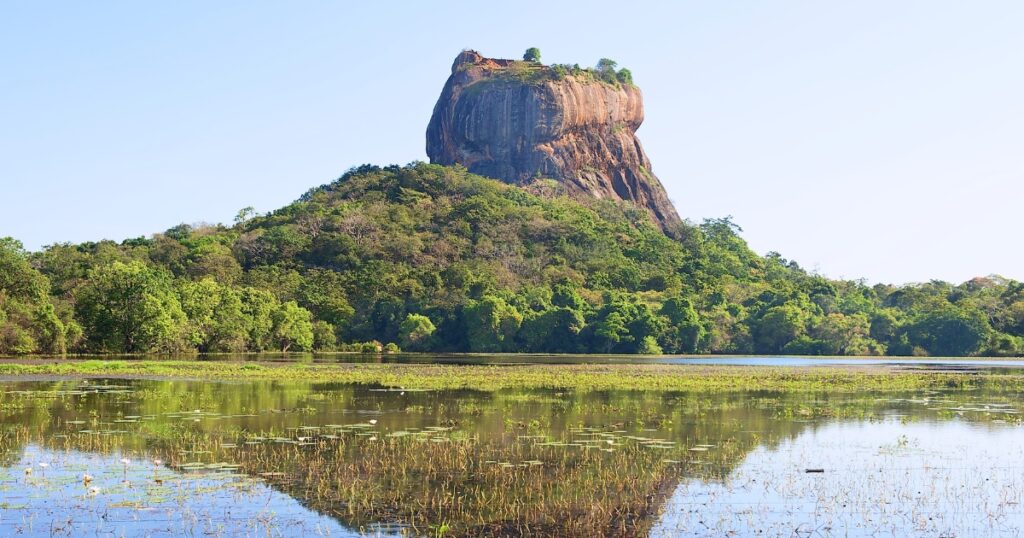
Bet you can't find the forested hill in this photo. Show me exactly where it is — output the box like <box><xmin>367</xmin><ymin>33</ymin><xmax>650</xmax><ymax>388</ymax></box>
<box><xmin>2</xmin><ymin>163</ymin><xmax>1022</xmax><ymax>356</ymax></box>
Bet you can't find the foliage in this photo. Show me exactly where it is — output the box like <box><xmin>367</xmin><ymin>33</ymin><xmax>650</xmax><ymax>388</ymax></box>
<box><xmin>270</xmin><ymin>300</ymin><xmax>315</xmax><ymax>352</ymax></box>
<box><xmin>1</xmin><ymin>164</ymin><xmax>1022</xmax><ymax>356</ymax></box>
<box><xmin>73</xmin><ymin>261</ymin><xmax>188</xmax><ymax>353</ymax></box>
<box><xmin>399</xmin><ymin>313</ymin><xmax>436</xmax><ymax>351</ymax></box>
<box><xmin>464</xmin><ymin>296</ymin><xmax>523</xmax><ymax>352</ymax></box>
<box><xmin>0</xmin><ymin>238</ymin><xmax>77</xmax><ymax>355</ymax></box>
<box><xmin>495</xmin><ymin>52</ymin><xmax>636</xmax><ymax>88</ymax></box>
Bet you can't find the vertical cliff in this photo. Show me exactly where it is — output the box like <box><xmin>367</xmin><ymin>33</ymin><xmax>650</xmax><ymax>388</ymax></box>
<box><xmin>426</xmin><ymin>50</ymin><xmax>681</xmax><ymax>231</ymax></box>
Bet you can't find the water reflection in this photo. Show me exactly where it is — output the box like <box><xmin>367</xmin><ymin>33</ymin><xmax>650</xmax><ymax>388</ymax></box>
<box><xmin>1</xmin><ymin>445</ymin><xmax>356</xmax><ymax>536</ymax></box>
<box><xmin>652</xmin><ymin>421</ymin><xmax>1024</xmax><ymax>536</ymax></box>
<box><xmin>66</xmin><ymin>352</ymin><xmax>1024</xmax><ymax>370</ymax></box>
<box><xmin>213</xmin><ymin>353</ymin><xmax>1024</xmax><ymax>375</ymax></box>
<box><xmin>0</xmin><ymin>379</ymin><xmax>1021</xmax><ymax>536</ymax></box>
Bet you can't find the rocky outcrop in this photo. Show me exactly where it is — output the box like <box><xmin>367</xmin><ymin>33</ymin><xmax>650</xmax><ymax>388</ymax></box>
<box><xmin>426</xmin><ymin>50</ymin><xmax>681</xmax><ymax>231</ymax></box>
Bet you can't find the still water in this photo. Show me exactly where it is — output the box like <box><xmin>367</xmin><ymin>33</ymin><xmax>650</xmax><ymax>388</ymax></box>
<box><xmin>220</xmin><ymin>352</ymin><xmax>1024</xmax><ymax>371</ymax></box>
<box><xmin>1</xmin><ymin>376</ymin><xmax>1022</xmax><ymax>536</ymax></box>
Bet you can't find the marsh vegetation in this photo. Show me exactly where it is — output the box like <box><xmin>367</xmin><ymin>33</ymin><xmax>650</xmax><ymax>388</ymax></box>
<box><xmin>1</xmin><ymin>363</ymin><xmax>1022</xmax><ymax>536</ymax></box>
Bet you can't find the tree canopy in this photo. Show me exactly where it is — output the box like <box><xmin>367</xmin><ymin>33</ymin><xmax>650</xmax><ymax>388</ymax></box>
<box><xmin>2</xmin><ymin>163</ymin><xmax>1021</xmax><ymax>356</ymax></box>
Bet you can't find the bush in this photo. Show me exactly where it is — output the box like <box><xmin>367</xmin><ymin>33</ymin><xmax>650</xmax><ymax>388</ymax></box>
<box><xmin>616</xmin><ymin>68</ymin><xmax>633</xmax><ymax>85</ymax></box>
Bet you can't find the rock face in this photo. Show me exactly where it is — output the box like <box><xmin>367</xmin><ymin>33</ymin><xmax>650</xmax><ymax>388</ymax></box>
<box><xmin>426</xmin><ymin>50</ymin><xmax>681</xmax><ymax>231</ymax></box>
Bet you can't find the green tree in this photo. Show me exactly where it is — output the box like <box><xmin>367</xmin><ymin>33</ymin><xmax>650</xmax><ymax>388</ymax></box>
<box><xmin>464</xmin><ymin>296</ymin><xmax>523</xmax><ymax>352</ymax></box>
<box><xmin>810</xmin><ymin>313</ymin><xmax>877</xmax><ymax>356</ymax></box>
<box><xmin>904</xmin><ymin>306</ymin><xmax>991</xmax><ymax>356</ymax></box>
<box><xmin>312</xmin><ymin>320</ymin><xmax>337</xmax><ymax>351</ymax></box>
<box><xmin>660</xmin><ymin>297</ymin><xmax>704</xmax><ymax>353</ymax></box>
<box><xmin>297</xmin><ymin>269</ymin><xmax>355</xmax><ymax>335</ymax></box>
<box><xmin>596</xmin><ymin>58</ymin><xmax>618</xmax><ymax>73</ymax></box>
<box><xmin>234</xmin><ymin>206</ymin><xmax>256</xmax><ymax>225</ymax></box>
<box><xmin>178</xmin><ymin>278</ymin><xmax>249</xmax><ymax>352</ymax></box>
<box><xmin>0</xmin><ymin>237</ymin><xmax>49</xmax><ymax>299</ymax></box>
<box><xmin>985</xmin><ymin>333</ymin><xmax>1022</xmax><ymax>357</ymax></box>
<box><xmin>592</xmin><ymin>310</ymin><xmax>631</xmax><ymax>353</ymax></box>
<box><xmin>399</xmin><ymin>313</ymin><xmax>436</xmax><ymax>351</ymax></box>
<box><xmin>0</xmin><ymin>237</ymin><xmax>70</xmax><ymax>354</ymax></box>
<box><xmin>74</xmin><ymin>261</ymin><xmax>188</xmax><ymax>353</ymax></box>
<box><xmin>523</xmin><ymin>47</ymin><xmax>541</xmax><ymax>63</ymax></box>
<box><xmin>616</xmin><ymin>68</ymin><xmax>633</xmax><ymax>85</ymax></box>
<box><xmin>240</xmin><ymin>287</ymin><xmax>278</xmax><ymax>351</ymax></box>
<box><xmin>518</xmin><ymin>307</ymin><xmax>585</xmax><ymax>353</ymax></box>
<box><xmin>753</xmin><ymin>304</ymin><xmax>809</xmax><ymax>354</ymax></box>
<box><xmin>271</xmin><ymin>300</ymin><xmax>314</xmax><ymax>352</ymax></box>
<box><xmin>637</xmin><ymin>335</ymin><xmax>663</xmax><ymax>354</ymax></box>
<box><xmin>552</xmin><ymin>283</ymin><xmax>587</xmax><ymax>312</ymax></box>
<box><xmin>186</xmin><ymin>242</ymin><xmax>242</xmax><ymax>284</ymax></box>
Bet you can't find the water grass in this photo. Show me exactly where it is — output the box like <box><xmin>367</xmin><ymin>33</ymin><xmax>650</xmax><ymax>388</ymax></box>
<box><xmin>2</xmin><ymin>359</ymin><xmax>1023</xmax><ymax>393</ymax></box>
<box><xmin>1</xmin><ymin>374</ymin><xmax>1022</xmax><ymax>536</ymax></box>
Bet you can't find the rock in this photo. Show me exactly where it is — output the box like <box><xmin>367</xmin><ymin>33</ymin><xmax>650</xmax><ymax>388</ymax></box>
<box><xmin>426</xmin><ymin>50</ymin><xmax>681</xmax><ymax>232</ymax></box>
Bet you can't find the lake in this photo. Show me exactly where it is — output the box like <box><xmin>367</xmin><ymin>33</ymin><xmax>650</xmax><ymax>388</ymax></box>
<box><xmin>171</xmin><ymin>351</ymin><xmax>1024</xmax><ymax>372</ymax></box>
<box><xmin>1</xmin><ymin>363</ymin><xmax>1022</xmax><ymax>536</ymax></box>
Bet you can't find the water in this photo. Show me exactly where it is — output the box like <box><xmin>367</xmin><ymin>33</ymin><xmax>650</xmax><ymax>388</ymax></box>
<box><xmin>652</xmin><ymin>421</ymin><xmax>1024</xmax><ymax>536</ymax></box>
<box><xmin>1</xmin><ymin>377</ymin><xmax>1022</xmax><ymax>536</ymax></box>
<box><xmin>187</xmin><ymin>352</ymin><xmax>1024</xmax><ymax>371</ymax></box>
<box><xmin>3</xmin><ymin>446</ymin><xmax>355</xmax><ymax>536</ymax></box>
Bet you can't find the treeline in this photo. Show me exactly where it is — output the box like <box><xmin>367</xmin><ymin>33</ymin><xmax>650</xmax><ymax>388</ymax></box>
<box><xmin>2</xmin><ymin>163</ymin><xmax>1022</xmax><ymax>356</ymax></box>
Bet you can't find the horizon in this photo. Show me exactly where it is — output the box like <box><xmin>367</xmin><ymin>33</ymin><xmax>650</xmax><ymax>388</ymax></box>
<box><xmin>2</xmin><ymin>2</ymin><xmax>1021</xmax><ymax>285</ymax></box>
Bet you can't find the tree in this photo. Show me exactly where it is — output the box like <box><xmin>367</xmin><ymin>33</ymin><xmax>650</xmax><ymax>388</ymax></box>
<box><xmin>523</xmin><ymin>47</ymin><xmax>541</xmax><ymax>63</ymax></box>
<box><xmin>616</xmin><ymin>68</ymin><xmax>633</xmax><ymax>85</ymax></box>
<box><xmin>178</xmin><ymin>278</ymin><xmax>248</xmax><ymax>352</ymax></box>
<box><xmin>31</xmin><ymin>302</ymin><xmax>68</xmax><ymax>355</ymax></box>
<box><xmin>904</xmin><ymin>306</ymin><xmax>991</xmax><ymax>356</ymax></box>
<box><xmin>637</xmin><ymin>335</ymin><xmax>663</xmax><ymax>355</ymax></box>
<box><xmin>186</xmin><ymin>243</ymin><xmax>242</xmax><ymax>284</ymax></box>
<box><xmin>234</xmin><ymin>206</ymin><xmax>256</xmax><ymax>225</ymax></box>
<box><xmin>518</xmin><ymin>307</ymin><xmax>585</xmax><ymax>353</ymax></box>
<box><xmin>270</xmin><ymin>300</ymin><xmax>314</xmax><ymax>352</ymax></box>
<box><xmin>0</xmin><ymin>237</ymin><xmax>70</xmax><ymax>354</ymax></box>
<box><xmin>596</xmin><ymin>58</ymin><xmax>618</xmax><ymax>73</ymax></box>
<box><xmin>312</xmin><ymin>320</ymin><xmax>337</xmax><ymax>351</ymax></box>
<box><xmin>74</xmin><ymin>261</ymin><xmax>188</xmax><ymax>353</ymax></box>
<box><xmin>464</xmin><ymin>296</ymin><xmax>522</xmax><ymax>352</ymax></box>
<box><xmin>552</xmin><ymin>283</ymin><xmax>587</xmax><ymax>312</ymax></box>
<box><xmin>585</xmin><ymin>295</ymin><xmax>666</xmax><ymax>354</ymax></box>
<box><xmin>592</xmin><ymin>310</ymin><xmax>631</xmax><ymax>353</ymax></box>
<box><xmin>297</xmin><ymin>269</ymin><xmax>355</xmax><ymax>335</ymax></box>
<box><xmin>660</xmin><ymin>297</ymin><xmax>704</xmax><ymax>353</ymax></box>
<box><xmin>596</xmin><ymin>58</ymin><xmax>620</xmax><ymax>84</ymax></box>
<box><xmin>810</xmin><ymin>313</ymin><xmax>874</xmax><ymax>355</ymax></box>
<box><xmin>0</xmin><ymin>237</ymin><xmax>48</xmax><ymax>300</ymax></box>
<box><xmin>240</xmin><ymin>287</ymin><xmax>278</xmax><ymax>351</ymax></box>
<box><xmin>753</xmin><ymin>304</ymin><xmax>809</xmax><ymax>354</ymax></box>
<box><xmin>399</xmin><ymin>313</ymin><xmax>436</xmax><ymax>351</ymax></box>
<box><xmin>985</xmin><ymin>333</ymin><xmax>1022</xmax><ymax>357</ymax></box>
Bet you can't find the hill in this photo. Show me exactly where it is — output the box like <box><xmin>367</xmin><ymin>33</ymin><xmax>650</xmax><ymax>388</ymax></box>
<box><xmin>1</xmin><ymin>163</ymin><xmax>1022</xmax><ymax>356</ymax></box>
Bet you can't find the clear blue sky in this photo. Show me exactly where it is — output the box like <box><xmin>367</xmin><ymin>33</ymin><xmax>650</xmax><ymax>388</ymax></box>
<box><xmin>2</xmin><ymin>1</ymin><xmax>1021</xmax><ymax>284</ymax></box>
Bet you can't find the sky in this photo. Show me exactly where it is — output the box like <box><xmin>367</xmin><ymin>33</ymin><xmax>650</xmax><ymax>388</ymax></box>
<box><xmin>1</xmin><ymin>1</ymin><xmax>1021</xmax><ymax>285</ymax></box>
